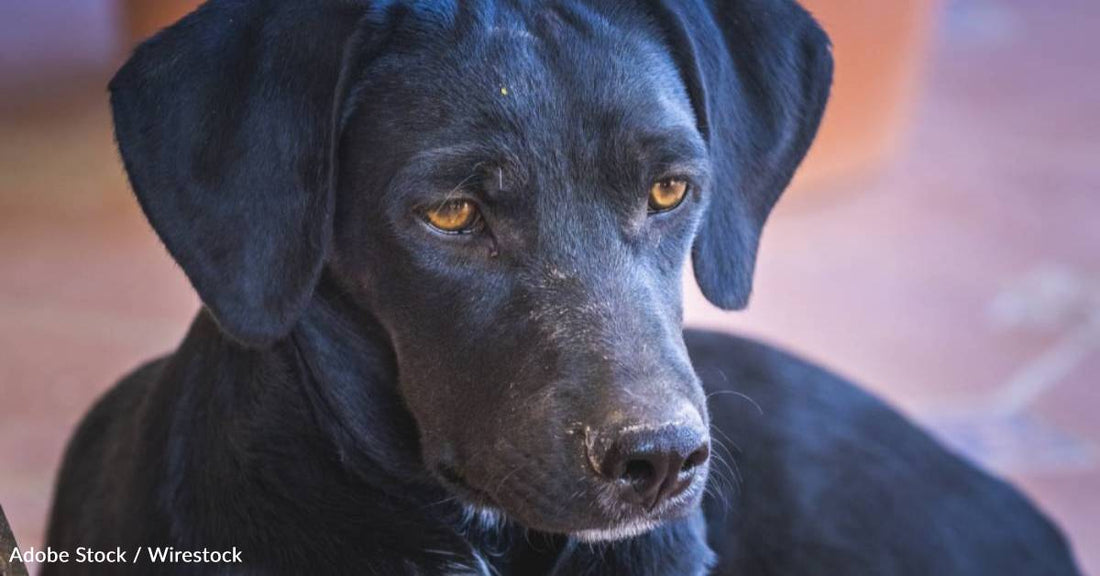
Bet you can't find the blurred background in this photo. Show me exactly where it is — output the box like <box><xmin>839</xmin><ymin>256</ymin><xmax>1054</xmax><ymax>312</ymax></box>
<box><xmin>0</xmin><ymin>0</ymin><xmax>1096</xmax><ymax>573</ymax></box>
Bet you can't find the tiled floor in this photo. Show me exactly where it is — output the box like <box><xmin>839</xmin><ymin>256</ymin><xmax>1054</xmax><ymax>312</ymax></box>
<box><xmin>1</xmin><ymin>0</ymin><xmax>1097</xmax><ymax>573</ymax></box>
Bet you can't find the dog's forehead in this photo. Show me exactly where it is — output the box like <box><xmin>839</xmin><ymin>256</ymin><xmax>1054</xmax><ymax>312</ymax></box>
<box><xmin>488</xmin><ymin>1</ymin><xmax>613</xmax><ymax>44</ymax></box>
<box><xmin>484</xmin><ymin>3</ymin><xmax>692</xmax><ymax>124</ymax></box>
<box><xmin>357</xmin><ymin>0</ymin><xmax>695</xmax><ymax>148</ymax></box>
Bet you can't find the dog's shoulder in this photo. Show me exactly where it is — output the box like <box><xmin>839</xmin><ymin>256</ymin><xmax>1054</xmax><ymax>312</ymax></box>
<box><xmin>57</xmin><ymin>354</ymin><xmax>169</xmax><ymax>476</ymax></box>
<box><xmin>43</xmin><ymin>355</ymin><xmax>168</xmax><ymax>561</ymax></box>
<box><xmin>684</xmin><ymin>329</ymin><xmax>1079</xmax><ymax>575</ymax></box>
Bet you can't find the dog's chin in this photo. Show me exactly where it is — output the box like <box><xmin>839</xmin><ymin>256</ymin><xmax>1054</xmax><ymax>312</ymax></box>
<box><xmin>460</xmin><ymin>503</ymin><xmax>664</xmax><ymax>544</ymax></box>
<box><xmin>453</xmin><ymin>493</ymin><xmax>701</xmax><ymax>546</ymax></box>
<box><xmin>570</xmin><ymin>519</ymin><xmax>663</xmax><ymax>543</ymax></box>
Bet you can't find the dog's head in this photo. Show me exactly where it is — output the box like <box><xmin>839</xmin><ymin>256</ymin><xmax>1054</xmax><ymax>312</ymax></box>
<box><xmin>110</xmin><ymin>0</ymin><xmax>830</xmax><ymax>540</ymax></box>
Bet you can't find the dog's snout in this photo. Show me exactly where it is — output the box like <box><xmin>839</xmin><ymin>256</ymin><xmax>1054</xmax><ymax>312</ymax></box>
<box><xmin>593</xmin><ymin>424</ymin><xmax>710</xmax><ymax>510</ymax></box>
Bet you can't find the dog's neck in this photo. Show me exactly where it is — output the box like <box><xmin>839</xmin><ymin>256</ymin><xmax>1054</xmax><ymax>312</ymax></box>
<box><xmin>287</xmin><ymin>276</ymin><xmax>427</xmax><ymax>481</ymax></box>
<box><xmin>157</xmin><ymin>278</ymin><xmax>515</xmax><ymax>568</ymax></box>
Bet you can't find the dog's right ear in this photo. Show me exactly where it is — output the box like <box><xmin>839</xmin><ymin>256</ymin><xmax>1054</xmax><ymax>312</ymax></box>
<box><xmin>110</xmin><ymin>0</ymin><xmax>367</xmax><ymax>347</ymax></box>
<box><xmin>646</xmin><ymin>0</ymin><xmax>832</xmax><ymax>311</ymax></box>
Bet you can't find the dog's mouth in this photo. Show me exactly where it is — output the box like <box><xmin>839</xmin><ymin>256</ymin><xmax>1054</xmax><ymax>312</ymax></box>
<box><xmin>433</xmin><ymin>461</ymin><xmax>707</xmax><ymax>541</ymax></box>
<box><xmin>436</xmin><ymin>463</ymin><xmax>497</xmax><ymax>507</ymax></box>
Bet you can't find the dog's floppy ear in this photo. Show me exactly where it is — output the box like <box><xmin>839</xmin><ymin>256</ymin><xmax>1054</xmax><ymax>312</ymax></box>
<box><xmin>651</xmin><ymin>0</ymin><xmax>833</xmax><ymax>309</ymax></box>
<box><xmin>110</xmin><ymin>0</ymin><xmax>366</xmax><ymax>347</ymax></box>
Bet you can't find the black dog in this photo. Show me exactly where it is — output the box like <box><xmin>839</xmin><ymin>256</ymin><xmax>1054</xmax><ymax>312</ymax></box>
<box><xmin>45</xmin><ymin>0</ymin><xmax>1080</xmax><ymax>574</ymax></box>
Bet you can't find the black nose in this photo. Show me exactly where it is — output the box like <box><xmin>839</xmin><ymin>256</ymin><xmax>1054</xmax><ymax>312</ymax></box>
<box><xmin>596</xmin><ymin>424</ymin><xmax>710</xmax><ymax>510</ymax></box>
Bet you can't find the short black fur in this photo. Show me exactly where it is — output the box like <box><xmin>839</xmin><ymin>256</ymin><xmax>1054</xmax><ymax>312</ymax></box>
<box><xmin>46</xmin><ymin>0</ymin><xmax>1079</xmax><ymax>574</ymax></box>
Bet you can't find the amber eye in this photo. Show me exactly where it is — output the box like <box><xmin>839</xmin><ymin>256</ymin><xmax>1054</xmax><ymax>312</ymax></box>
<box><xmin>424</xmin><ymin>199</ymin><xmax>481</xmax><ymax>233</ymax></box>
<box><xmin>648</xmin><ymin>178</ymin><xmax>689</xmax><ymax>213</ymax></box>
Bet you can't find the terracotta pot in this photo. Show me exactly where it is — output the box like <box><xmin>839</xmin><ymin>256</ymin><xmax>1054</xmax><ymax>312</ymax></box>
<box><xmin>792</xmin><ymin>0</ymin><xmax>942</xmax><ymax>194</ymax></box>
<box><xmin>122</xmin><ymin>0</ymin><xmax>202</xmax><ymax>44</ymax></box>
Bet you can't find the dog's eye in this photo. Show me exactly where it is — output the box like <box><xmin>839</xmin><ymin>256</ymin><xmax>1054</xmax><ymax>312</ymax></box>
<box><xmin>648</xmin><ymin>178</ymin><xmax>689</xmax><ymax>213</ymax></box>
<box><xmin>424</xmin><ymin>199</ymin><xmax>482</xmax><ymax>233</ymax></box>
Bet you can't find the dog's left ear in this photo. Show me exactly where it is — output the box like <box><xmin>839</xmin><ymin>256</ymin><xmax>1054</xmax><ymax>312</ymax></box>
<box><xmin>649</xmin><ymin>0</ymin><xmax>833</xmax><ymax>309</ymax></box>
<box><xmin>109</xmin><ymin>1</ymin><xmax>368</xmax><ymax>347</ymax></box>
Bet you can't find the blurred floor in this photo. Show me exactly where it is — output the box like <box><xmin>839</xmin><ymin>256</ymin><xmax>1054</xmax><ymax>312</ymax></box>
<box><xmin>0</xmin><ymin>0</ymin><xmax>1097</xmax><ymax>573</ymax></box>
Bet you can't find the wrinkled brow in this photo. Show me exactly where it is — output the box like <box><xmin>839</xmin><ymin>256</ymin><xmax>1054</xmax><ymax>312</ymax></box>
<box><xmin>392</xmin><ymin>144</ymin><xmax>529</xmax><ymax>201</ymax></box>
